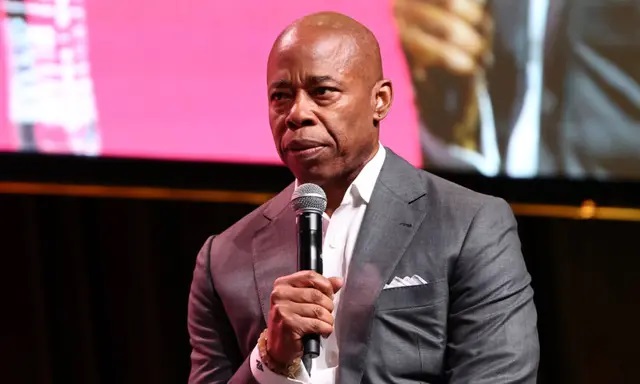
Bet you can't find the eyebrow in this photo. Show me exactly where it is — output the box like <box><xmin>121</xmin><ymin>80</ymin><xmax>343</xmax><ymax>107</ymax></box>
<box><xmin>308</xmin><ymin>76</ymin><xmax>339</xmax><ymax>86</ymax></box>
<box><xmin>269</xmin><ymin>76</ymin><xmax>341</xmax><ymax>90</ymax></box>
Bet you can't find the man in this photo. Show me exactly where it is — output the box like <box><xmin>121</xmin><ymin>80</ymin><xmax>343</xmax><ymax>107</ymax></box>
<box><xmin>394</xmin><ymin>0</ymin><xmax>640</xmax><ymax>179</ymax></box>
<box><xmin>187</xmin><ymin>11</ymin><xmax>539</xmax><ymax>383</ymax></box>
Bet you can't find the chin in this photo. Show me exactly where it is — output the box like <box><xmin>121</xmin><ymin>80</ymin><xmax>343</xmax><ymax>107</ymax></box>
<box><xmin>291</xmin><ymin>165</ymin><xmax>333</xmax><ymax>187</ymax></box>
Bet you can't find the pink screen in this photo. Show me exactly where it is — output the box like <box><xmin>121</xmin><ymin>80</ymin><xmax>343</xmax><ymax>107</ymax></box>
<box><xmin>0</xmin><ymin>1</ymin><xmax>422</xmax><ymax>167</ymax></box>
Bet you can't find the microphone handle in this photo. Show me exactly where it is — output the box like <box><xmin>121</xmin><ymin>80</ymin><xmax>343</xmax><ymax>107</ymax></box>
<box><xmin>297</xmin><ymin>211</ymin><xmax>323</xmax><ymax>360</ymax></box>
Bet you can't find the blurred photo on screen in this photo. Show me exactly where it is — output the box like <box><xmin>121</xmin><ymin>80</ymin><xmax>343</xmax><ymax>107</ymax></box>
<box><xmin>395</xmin><ymin>0</ymin><xmax>640</xmax><ymax>180</ymax></box>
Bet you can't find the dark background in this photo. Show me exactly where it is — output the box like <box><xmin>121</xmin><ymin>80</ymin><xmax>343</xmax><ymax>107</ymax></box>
<box><xmin>2</xmin><ymin>152</ymin><xmax>640</xmax><ymax>384</ymax></box>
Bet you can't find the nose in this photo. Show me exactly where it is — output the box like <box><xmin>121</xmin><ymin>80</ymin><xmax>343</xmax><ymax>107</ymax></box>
<box><xmin>285</xmin><ymin>91</ymin><xmax>317</xmax><ymax>130</ymax></box>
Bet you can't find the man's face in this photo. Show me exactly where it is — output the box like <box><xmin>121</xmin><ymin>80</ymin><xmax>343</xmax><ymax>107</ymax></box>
<box><xmin>267</xmin><ymin>31</ymin><xmax>379</xmax><ymax>186</ymax></box>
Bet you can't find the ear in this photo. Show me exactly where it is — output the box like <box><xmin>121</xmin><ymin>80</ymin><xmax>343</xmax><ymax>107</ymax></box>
<box><xmin>372</xmin><ymin>79</ymin><xmax>393</xmax><ymax>126</ymax></box>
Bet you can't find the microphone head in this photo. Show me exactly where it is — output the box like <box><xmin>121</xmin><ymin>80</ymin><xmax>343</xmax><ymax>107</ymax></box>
<box><xmin>291</xmin><ymin>183</ymin><xmax>327</xmax><ymax>214</ymax></box>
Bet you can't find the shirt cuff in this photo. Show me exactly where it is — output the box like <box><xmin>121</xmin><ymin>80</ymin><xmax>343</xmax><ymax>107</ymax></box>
<box><xmin>250</xmin><ymin>343</ymin><xmax>311</xmax><ymax>384</ymax></box>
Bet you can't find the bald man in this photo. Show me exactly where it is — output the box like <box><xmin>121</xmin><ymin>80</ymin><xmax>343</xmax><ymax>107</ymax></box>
<box><xmin>187</xmin><ymin>12</ymin><xmax>539</xmax><ymax>384</ymax></box>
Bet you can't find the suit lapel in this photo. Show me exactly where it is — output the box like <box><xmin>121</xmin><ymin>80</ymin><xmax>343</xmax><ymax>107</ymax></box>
<box><xmin>336</xmin><ymin>150</ymin><xmax>428</xmax><ymax>383</ymax></box>
<box><xmin>252</xmin><ymin>183</ymin><xmax>298</xmax><ymax>324</ymax></box>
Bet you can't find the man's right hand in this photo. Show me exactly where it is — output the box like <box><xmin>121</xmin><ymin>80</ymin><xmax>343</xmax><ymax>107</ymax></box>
<box><xmin>266</xmin><ymin>271</ymin><xmax>344</xmax><ymax>366</ymax></box>
<box><xmin>393</xmin><ymin>0</ymin><xmax>493</xmax><ymax>79</ymax></box>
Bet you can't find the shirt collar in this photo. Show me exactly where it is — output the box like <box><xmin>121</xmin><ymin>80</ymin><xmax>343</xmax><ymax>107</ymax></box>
<box><xmin>293</xmin><ymin>142</ymin><xmax>386</xmax><ymax>207</ymax></box>
<box><xmin>348</xmin><ymin>142</ymin><xmax>386</xmax><ymax>205</ymax></box>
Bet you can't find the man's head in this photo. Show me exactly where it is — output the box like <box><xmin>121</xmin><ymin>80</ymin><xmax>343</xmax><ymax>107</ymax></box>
<box><xmin>267</xmin><ymin>12</ymin><xmax>393</xmax><ymax>189</ymax></box>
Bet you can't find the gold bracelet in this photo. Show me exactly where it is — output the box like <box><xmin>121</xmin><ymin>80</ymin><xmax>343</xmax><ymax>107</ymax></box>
<box><xmin>257</xmin><ymin>329</ymin><xmax>302</xmax><ymax>379</ymax></box>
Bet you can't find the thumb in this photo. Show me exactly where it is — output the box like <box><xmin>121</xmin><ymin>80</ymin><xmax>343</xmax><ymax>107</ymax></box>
<box><xmin>328</xmin><ymin>277</ymin><xmax>344</xmax><ymax>293</ymax></box>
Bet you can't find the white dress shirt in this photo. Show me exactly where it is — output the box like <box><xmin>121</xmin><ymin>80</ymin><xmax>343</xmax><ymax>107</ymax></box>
<box><xmin>250</xmin><ymin>143</ymin><xmax>387</xmax><ymax>384</ymax></box>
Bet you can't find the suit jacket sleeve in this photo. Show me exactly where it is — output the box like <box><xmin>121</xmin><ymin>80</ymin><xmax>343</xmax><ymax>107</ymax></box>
<box><xmin>445</xmin><ymin>197</ymin><xmax>539</xmax><ymax>383</ymax></box>
<box><xmin>188</xmin><ymin>235</ymin><xmax>258</xmax><ymax>384</ymax></box>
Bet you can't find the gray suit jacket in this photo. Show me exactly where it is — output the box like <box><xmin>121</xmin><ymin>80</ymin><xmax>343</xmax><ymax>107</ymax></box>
<box><xmin>188</xmin><ymin>149</ymin><xmax>539</xmax><ymax>383</ymax></box>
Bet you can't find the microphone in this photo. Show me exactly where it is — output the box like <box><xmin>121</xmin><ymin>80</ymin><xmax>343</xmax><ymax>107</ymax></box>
<box><xmin>290</xmin><ymin>183</ymin><xmax>327</xmax><ymax>375</ymax></box>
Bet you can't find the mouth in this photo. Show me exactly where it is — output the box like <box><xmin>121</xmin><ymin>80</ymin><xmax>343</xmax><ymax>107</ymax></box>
<box><xmin>285</xmin><ymin>140</ymin><xmax>327</xmax><ymax>158</ymax></box>
<box><xmin>287</xmin><ymin>145</ymin><xmax>326</xmax><ymax>158</ymax></box>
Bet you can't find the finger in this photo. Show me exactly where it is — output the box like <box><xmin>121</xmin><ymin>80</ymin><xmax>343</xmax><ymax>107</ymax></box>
<box><xmin>400</xmin><ymin>24</ymin><xmax>477</xmax><ymax>76</ymax></box>
<box><xmin>292</xmin><ymin>303</ymin><xmax>335</xmax><ymax>326</ymax></box>
<box><xmin>292</xmin><ymin>314</ymin><xmax>334</xmax><ymax>338</ymax></box>
<box><xmin>438</xmin><ymin>0</ymin><xmax>486</xmax><ymax>27</ymax></box>
<box><xmin>270</xmin><ymin>305</ymin><xmax>334</xmax><ymax>340</ymax></box>
<box><xmin>272</xmin><ymin>287</ymin><xmax>335</xmax><ymax>311</ymax></box>
<box><xmin>328</xmin><ymin>277</ymin><xmax>344</xmax><ymax>293</ymax></box>
<box><xmin>408</xmin><ymin>1</ymin><xmax>487</xmax><ymax>58</ymax></box>
<box><xmin>275</xmin><ymin>270</ymin><xmax>335</xmax><ymax>298</ymax></box>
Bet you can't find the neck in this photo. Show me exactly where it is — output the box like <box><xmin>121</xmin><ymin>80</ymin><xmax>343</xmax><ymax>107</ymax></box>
<box><xmin>322</xmin><ymin>145</ymin><xmax>379</xmax><ymax>216</ymax></box>
<box><xmin>295</xmin><ymin>143</ymin><xmax>380</xmax><ymax>216</ymax></box>
<box><xmin>323</xmin><ymin>179</ymin><xmax>353</xmax><ymax>217</ymax></box>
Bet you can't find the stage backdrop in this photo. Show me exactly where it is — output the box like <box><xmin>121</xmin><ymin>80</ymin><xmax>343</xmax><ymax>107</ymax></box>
<box><xmin>2</xmin><ymin>0</ymin><xmax>639</xmax><ymax>179</ymax></box>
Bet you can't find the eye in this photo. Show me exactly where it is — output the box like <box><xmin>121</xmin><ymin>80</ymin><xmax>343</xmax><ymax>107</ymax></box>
<box><xmin>270</xmin><ymin>91</ymin><xmax>290</xmax><ymax>102</ymax></box>
<box><xmin>311</xmin><ymin>87</ymin><xmax>337</xmax><ymax>97</ymax></box>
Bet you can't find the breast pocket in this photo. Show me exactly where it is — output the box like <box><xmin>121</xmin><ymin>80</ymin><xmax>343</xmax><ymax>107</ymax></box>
<box><xmin>376</xmin><ymin>279</ymin><xmax>447</xmax><ymax>312</ymax></box>
<box><xmin>368</xmin><ymin>280</ymin><xmax>449</xmax><ymax>380</ymax></box>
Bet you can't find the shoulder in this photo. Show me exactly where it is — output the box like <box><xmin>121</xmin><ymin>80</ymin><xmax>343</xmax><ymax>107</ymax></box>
<box><xmin>200</xmin><ymin>183</ymin><xmax>293</xmax><ymax>266</ymax></box>
<box><xmin>384</xmin><ymin>151</ymin><xmax>515</xmax><ymax>248</ymax></box>
<box><xmin>422</xmin><ymin>170</ymin><xmax>505</xmax><ymax>213</ymax></box>
<box><xmin>384</xmin><ymin>148</ymin><xmax>505</xmax><ymax>220</ymax></box>
<box><xmin>214</xmin><ymin>183</ymin><xmax>292</xmax><ymax>244</ymax></box>
<box><xmin>421</xmin><ymin>170</ymin><xmax>515</xmax><ymax>237</ymax></box>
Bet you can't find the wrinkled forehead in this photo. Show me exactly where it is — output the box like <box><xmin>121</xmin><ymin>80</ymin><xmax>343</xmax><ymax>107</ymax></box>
<box><xmin>267</xmin><ymin>30</ymin><xmax>360</xmax><ymax>83</ymax></box>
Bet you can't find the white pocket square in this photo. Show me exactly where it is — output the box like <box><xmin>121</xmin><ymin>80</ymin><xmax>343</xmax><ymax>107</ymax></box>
<box><xmin>383</xmin><ymin>275</ymin><xmax>428</xmax><ymax>289</ymax></box>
